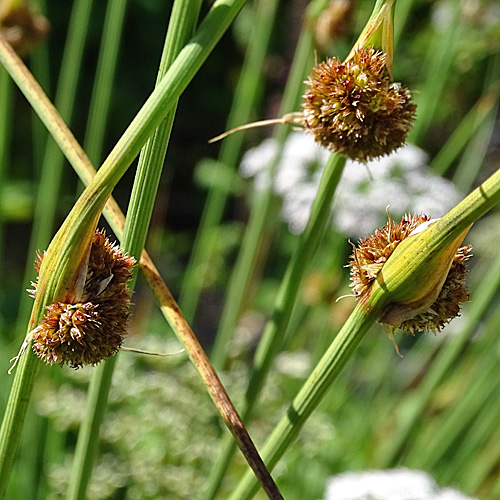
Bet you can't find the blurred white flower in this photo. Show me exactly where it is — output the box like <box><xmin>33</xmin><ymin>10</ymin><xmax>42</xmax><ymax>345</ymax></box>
<box><xmin>275</xmin><ymin>350</ymin><xmax>312</xmax><ymax>378</ymax></box>
<box><xmin>321</xmin><ymin>468</ymin><xmax>476</xmax><ymax>500</ymax></box>
<box><xmin>239</xmin><ymin>132</ymin><xmax>461</xmax><ymax>238</ymax></box>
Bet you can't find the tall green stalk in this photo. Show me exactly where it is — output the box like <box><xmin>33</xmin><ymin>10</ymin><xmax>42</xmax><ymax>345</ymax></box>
<box><xmin>30</xmin><ymin>0</ymin><xmax>51</xmax><ymax>164</ymax></box>
<box><xmin>209</xmin><ymin>26</ymin><xmax>315</xmax><ymax>369</ymax></box>
<box><xmin>452</xmin><ymin>52</ymin><xmax>500</xmax><ymax>192</ymax></box>
<box><xmin>430</xmin><ymin>84</ymin><xmax>500</xmax><ymax>177</ymax></box>
<box><xmin>409</xmin><ymin>0</ymin><xmax>463</xmax><ymax>143</ymax></box>
<box><xmin>179</xmin><ymin>0</ymin><xmax>280</xmax><ymax>322</ymax></box>
<box><xmin>229</xmin><ymin>160</ymin><xmax>500</xmax><ymax>500</ymax></box>
<box><xmin>0</xmin><ymin>0</ymin><xmax>247</xmax><ymax>495</ymax></box>
<box><xmin>17</xmin><ymin>0</ymin><xmax>94</xmax><ymax>330</ymax></box>
<box><xmin>0</xmin><ymin>68</ymin><xmax>12</xmax><ymax>288</ymax></box>
<box><xmin>83</xmin><ymin>0</ymin><xmax>129</xmax><ymax>165</ymax></box>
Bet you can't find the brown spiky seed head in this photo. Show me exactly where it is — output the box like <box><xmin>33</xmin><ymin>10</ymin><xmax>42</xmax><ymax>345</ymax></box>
<box><xmin>348</xmin><ymin>214</ymin><xmax>471</xmax><ymax>334</ymax></box>
<box><xmin>31</xmin><ymin>230</ymin><xmax>135</xmax><ymax>368</ymax></box>
<box><xmin>302</xmin><ymin>47</ymin><xmax>416</xmax><ymax>161</ymax></box>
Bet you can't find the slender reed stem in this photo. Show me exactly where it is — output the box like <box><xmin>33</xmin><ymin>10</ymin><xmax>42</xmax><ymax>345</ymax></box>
<box><xmin>30</xmin><ymin>0</ymin><xmax>51</xmax><ymax>162</ymax></box>
<box><xmin>179</xmin><ymin>0</ymin><xmax>280</xmax><ymax>321</ymax></box>
<box><xmin>228</xmin><ymin>160</ymin><xmax>500</xmax><ymax>499</ymax></box>
<box><xmin>83</xmin><ymin>0</ymin><xmax>129</xmax><ymax>165</ymax></box>
<box><xmin>452</xmin><ymin>52</ymin><xmax>500</xmax><ymax>192</ymax></box>
<box><xmin>409</xmin><ymin>0</ymin><xmax>463</xmax><ymax>143</ymax></box>
<box><xmin>0</xmin><ymin>67</ymin><xmax>12</xmax><ymax>284</ymax></box>
<box><xmin>430</xmin><ymin>84</ymin><xmax>500</xmax><ymax>176</ymax></box>
<box><xmin>209</xmin><ymin>26</ymin><xmax>315</xmax><ymax>369</ymax></box>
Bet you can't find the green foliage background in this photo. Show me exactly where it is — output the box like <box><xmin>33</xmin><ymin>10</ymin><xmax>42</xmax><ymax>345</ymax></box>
<box><xmin>1</xmin><ymin>0</ymin><xmax>500</xmax><ymax>499</ymax></box>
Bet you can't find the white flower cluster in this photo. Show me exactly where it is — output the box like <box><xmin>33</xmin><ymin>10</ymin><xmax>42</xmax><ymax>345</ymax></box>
<box><xmin>321</xmin><ymin>468</ymin><xmax>476</xmax><ymax>500</ymax></box>
<box><xmin>240</xmin><ymin>132</ymin><xmax>461</xmax><ymax>238</ymax></box>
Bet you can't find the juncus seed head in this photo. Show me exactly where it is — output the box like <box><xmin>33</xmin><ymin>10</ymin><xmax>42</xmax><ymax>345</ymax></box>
<box><xmin>302</xmin><ymin>47</ymin><xmax>416</xmax><ymax>161</ymax></box>
<box><xmin>348</xmin><ymin>213</ymin><xmax>471</xmax><ymax>336</ymax></box>
<box><xmin>30</xmin><ymin>230</ymin><xmax>135</xmax><ymax>368</ymax></box>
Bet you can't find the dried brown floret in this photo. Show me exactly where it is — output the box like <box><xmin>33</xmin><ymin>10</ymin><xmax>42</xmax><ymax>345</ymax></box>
<box><xmin>348</xmin><ymin>214</ymin><xmax>471</xmax><ymax>336</ymax></box>
<box><xmin>30</xmin><ymin>230</ymin><xmax>135</xmax><ymax>368</ymax></box>
<box><xmin>348</xmin><ymin>213</ymin><xmax>430</xmax><ymax>298</ymax></box>
<box><xmin>302</xmin><ymin>47</ymin><xmax>416</xmax><ymax>161</ymax></box>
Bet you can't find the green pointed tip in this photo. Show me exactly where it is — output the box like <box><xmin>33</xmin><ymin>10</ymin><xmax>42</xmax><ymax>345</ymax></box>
<box><xmin>345</xmin><ymin>0</ymin><xmax>395</xmax><ymax>77</ymax></box>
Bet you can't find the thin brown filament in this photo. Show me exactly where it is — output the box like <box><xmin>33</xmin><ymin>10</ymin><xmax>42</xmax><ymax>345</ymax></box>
<box><xmin>208</xmin><ymin>112</ymin><xmax>303</xmax><ymax>143</ymax></box>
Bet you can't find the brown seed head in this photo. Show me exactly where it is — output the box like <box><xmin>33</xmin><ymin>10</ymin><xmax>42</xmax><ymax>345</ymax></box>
<box><xmin>348</xmin><ymin>213</ymin><xmax>430</xmax><ymax>297</ymax></box>
<box><xmin>348</xmin><ymin>214</ymin><xmax>471</xmax><ymax>334</ymax></box>
<box><xmin>302</xmin><ymin>47</ymin><xmax>416</xmax><ymax>161</ymax></box>
<box><xmin>31</xmin><ymin>230</ymin><xmax>135</xmax><ymax>368</ymax></box>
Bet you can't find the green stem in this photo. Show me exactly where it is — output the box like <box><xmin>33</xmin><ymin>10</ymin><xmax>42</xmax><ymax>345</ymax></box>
<box><xmin>409</xmin><ymin>1</ymin><xmax>463</xmax><ymax>143</ymax></box>
<box><xmin>83</xmin><ymin>0</ymin><xmax>129</xmax><ymax>165</ymax></box>
<box><xmin>0</xmin><ymin>340</ymin><xmax>40</xmax><ymax>499</ymax></box>
<box><xmin>30</xmin><ymin>0</ymin><xmax>51</xmax><ymax>164</ymax></box>
<box><xmin>229</xmin><ymin>302</ymin><xmax>375</xmax><ymax>500</ymax></box>
<box><xmin>430</xmin><ymin>85</ymin><xmax>500</xmax><ymax>177</ymax></box>
<box><xmin>179</xmin><ymin>0</ymin><xmax>280</xmax><ymax>321</ymax></box>
<box><xmin>0</xmin><ymin>67</ymin><xmax>12</xmax><ymax>287</ymax></box>
<box><xmin>0</xmin><ymin>0</ymin><xmax>246</xmax><ymax>496</ymax></box>
<box><xmin>209</xmin><ymin>26</ymin><xmax>315</xmax><ymax>369</ymax></box>
<box><xmin>65</xmin><ymin>355</ymin><xmax>118</xmax><ymax>500</ymax></box>
<box><xmin>452</xmin><ymin>52</ymin><xmax>500</xmax><ymax>192</ymax></box>
<box><xmin>65</xmin><ymin>1</ymin><xmax>203</xmax><ymax>498</ymax></box>
<box><xmin>248</xmin><ymin>153</ymin><xmax>347</xmax><ymax>417</ymax></box>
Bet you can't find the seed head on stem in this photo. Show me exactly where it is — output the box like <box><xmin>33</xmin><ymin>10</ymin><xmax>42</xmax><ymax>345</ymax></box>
<box><xmin>348</xmin><ymin>213</ymin><xmax>471</xmax><ymax>352</ymax></box>
<box><xmin>25</xmin><ymin>230</ymin><xmax>135</xmax><ymax>369</ymax></box>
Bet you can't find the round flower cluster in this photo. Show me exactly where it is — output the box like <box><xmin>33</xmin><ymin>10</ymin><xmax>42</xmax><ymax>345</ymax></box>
<box><xmin>348</xmin><ymin>214</ymin><xmax>471</xmax><ymax>334</ymax></box>
<box><xmin>30</xmin><ymin>230</ymin><xmax>135</xmax><ymax>368</ymax></box>
<box><xmin>302</xmin><ymin>47</ymin><xmax>416</xmax><ymax>161</ymax></box>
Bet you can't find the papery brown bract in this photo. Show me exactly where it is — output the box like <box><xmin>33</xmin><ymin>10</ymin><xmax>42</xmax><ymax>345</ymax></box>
<box><xmin>398</xmin><ymin>245</ymin><xmax>471</xmax><ymax>334</ymax></box>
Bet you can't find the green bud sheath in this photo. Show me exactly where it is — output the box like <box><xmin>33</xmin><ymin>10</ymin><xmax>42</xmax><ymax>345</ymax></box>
<box><xmin>32</xmin><ymin>212</ymin><xmax>101</xmax><ymax>315</ymax></box>
<box><xmin>368</xmin><ymin>222</ymin><xmax>472</xmax><ymax>327</ymax></box>
<box><xmin>345</xmin><ymin>0</ymin><xmax>395</xmax><ymax>77</ymax></box>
